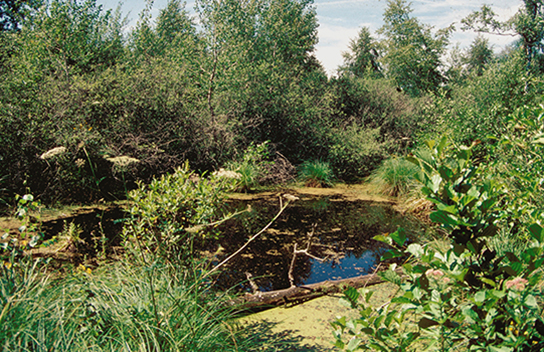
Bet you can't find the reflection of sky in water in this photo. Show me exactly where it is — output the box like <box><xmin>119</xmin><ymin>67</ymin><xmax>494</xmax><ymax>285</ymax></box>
<box><xmin>302</xmin><ymin>249</ymin><xmax>385</xmax><ymax>285</ymax></box>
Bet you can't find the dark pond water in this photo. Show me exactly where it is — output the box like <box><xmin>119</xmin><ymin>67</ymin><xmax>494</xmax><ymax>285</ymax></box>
<box><xmin>28</xmin><ymin>189</ymin><xmax>423</xmax><ymax>291</ymax></box>
<box><xmin>212</xmin><ymin>190</ymin><xmax>423</xmax><ymax>292</ymax></box>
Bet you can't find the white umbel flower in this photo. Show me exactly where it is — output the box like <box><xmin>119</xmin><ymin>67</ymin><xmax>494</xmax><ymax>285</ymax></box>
<box><xmin>40</xmin><ymin>146</ymin><xmax>67</xmax><ymax>160</ymax></box>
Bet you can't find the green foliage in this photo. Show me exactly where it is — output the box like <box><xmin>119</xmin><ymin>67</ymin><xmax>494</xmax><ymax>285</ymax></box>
<box><xmin>0</xmin><ymin>0</ymin><xmax>40</xmax><ymax>31</ymax></box>
<box><xmin>328</xmin><ymin>76</ymin><xmax>430</xmax><ymax>181</ymax></box>
<box><xmin>378</xmin><ymin>0</ymin><xmax>453</xmax><ymax>97</ymax></box>
<box><xmin>483</xmin><ymin>104</ymin><xmax>544</xmax><ymax>243</ymax></box>
<box><xmin>0</xmin><ymin>257</ymin><xmax>278</xmax><ymax>351</ymax></box>
<box><xmin>328</xmin><ymin>125</ymin><xmax>387</xmax><ymax>181</ymax></box>
<box><xmin>333</xmin><ymin>136</ymin><xmax>544</xmax><ymax>351</ymax></box>
<box><xmin>369</xmin><ymin>156</ymin><xmax>419</xmax><ymax>197</ymax></box>
<box><xmin>465</xmin><ymin>35</ymin><xmax>494</xmax><ymax>77</ymax></box>
<box><xmin>225</xmin><ymin>141</ymin><xmax>273</xmax><ymax>192</ymax></box>
<box><xmin>462</xmin><ymin>1</ymin><xmax>544</xmax><ymax>74</ymax></box>
<box><xmin>297</xmin><ymin>160</ymin><xmax>334</xmax><ymax>187</ymax></box>
<box><xmin>0</xmin><ymin>0</ymin><xmax>334</xmax><ymax>203</ymax></box>
<box><xmin>3</xmin><ymin>194</ymin><xmax>43</xmax><ymax>252</ymax></box>
<box><xmin>123</xmin><ymin>162</ymin><xmax>236</xmax><ymax>263</ymax></box>
<box><xmin>434</xmin><ymin>50</ymin><xmax>539</xmax><ymax>147</ymax></box>
<box><xmin>339</xmin><ymin>26</ymin><xmax>381</xmax><ymax>78</ymax></box>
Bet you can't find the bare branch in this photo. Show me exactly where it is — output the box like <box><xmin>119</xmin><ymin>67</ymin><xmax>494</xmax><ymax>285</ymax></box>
<box><xmin>204</xmin><ymin>195</ymin><xmax>296</xmax><ymax>278</ymax></box>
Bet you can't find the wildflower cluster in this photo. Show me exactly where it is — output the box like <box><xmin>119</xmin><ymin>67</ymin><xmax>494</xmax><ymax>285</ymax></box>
<box><xmin>77</xmin><ymin>264</ymin><xmax>92</xmax><ymax>275</ymax></box>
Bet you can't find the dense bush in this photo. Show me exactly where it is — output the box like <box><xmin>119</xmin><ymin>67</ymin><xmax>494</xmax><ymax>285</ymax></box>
<box><xmin>333</xmin><ymin>135</ymin><xmax>544</xmax><ymax>351</ymax></box>
<box><xmin>328</xmin><ymin>125</ymin><xmax>386</xmax><ymax>181</ymax></box>
<box><xmin>435</xmin><ymin>49</ymin><xmax>543</xmax><ymax>147</ymax></box>
<box><xmin>327</xmin><ymin>76</ymin><xmax>429</xmax><ymax>181</ymax></box>
<box><xmin>122</xmin><ymin>162</ymin><xmax>237</xmax><ymax>263</ymax></box>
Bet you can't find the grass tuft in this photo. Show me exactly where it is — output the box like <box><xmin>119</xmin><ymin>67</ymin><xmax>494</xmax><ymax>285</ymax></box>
<box><xmin>297</xmin><ymin>160</ymin><xmax>335</xmax><ymax>188</ymax></box>
<box><xmin>368</xmin><ymin>156</ymin><xmax>419</xmax><ymax>197</ymax></box>
<box><xmin>0</xmin><ymin>257</ymin><xmax>289</xmax><ymax>351</ymax></box>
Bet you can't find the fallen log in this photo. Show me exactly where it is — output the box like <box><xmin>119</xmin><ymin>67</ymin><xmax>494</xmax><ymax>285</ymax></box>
<box><xmin>233</xmin><ymin>268</ymin><xmax>403</xmax><ymax>312</ymax></box>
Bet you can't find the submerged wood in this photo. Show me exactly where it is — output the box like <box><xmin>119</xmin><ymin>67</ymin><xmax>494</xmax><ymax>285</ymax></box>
<box><xmin>235</xmin><ymin>268</ymin><xmax>402</xmax><ymax>312</ymax></box>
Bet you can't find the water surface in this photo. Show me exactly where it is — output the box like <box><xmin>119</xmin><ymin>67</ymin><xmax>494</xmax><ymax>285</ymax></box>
<box><xmin>212</xmin><ymin>188</ymin><xmax>422</xmax><ymax>292</ymax></box>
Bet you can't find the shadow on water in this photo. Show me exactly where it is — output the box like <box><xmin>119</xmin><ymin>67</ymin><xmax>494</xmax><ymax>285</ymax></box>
<box><xmin>36</xmin><ymin>206</ymin><xmax>126</xmax><ymax>262</ymax></box>
<box><xmin>212</xmin><ymin>191</ymin><xmax>424</xmax><ymax>292</ymax></box>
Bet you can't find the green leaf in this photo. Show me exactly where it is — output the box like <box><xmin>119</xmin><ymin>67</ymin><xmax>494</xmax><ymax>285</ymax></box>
<box><xmin>346</xmin><ymin>337</ymin><xmax>361</xmax><ymax>351</ymax></box>
<box><xmin>382</xmin><ymin>249</ymin><xmax>404</xmax><ymax>260</ymax></box>
<box><xmin>425</xmin><ymin>139</ymin><xmax>436</xmax><ymax>150</ymax></box>
<box><xmin>525</xmin><ymin>295</ymin><xmax>538</xmax><ymax>308</ymax></box>
<box><xmin>474</xmin><ymin>290</ymin><xmax>486</xmax><ymax>303</ymax></box>
<box><xmin>528</xmin><ymin>223</ymin><xmax>544</xmax><ymax>242</ymax></box>
<box><xmin>343</xmin><ymin>286</ymin><xmax>360</xmax><ymax>309</ymax></box>
<box><xmin>406</xmin><ymin>155</ymin><xmax>420</xmax><ymax>167</ymax></box>
<box><xmin>480</xmin><ymin>224</ymin><xmax>498</xmax><ymax>238</ymax></box>
<box><xmin>462</xmin><ymin>306</ymin><xmax>479</xmax><ymax>323</ymax></box>
<box><xmin>437</xmin><ymin>135</ymin><xmax>448</xmax><ymax>156</ymax></box>
<box><xmin>418</xmin><ymin>317</ymin><xmax>439</xmax><ymax>328</ymax></box>
<box><xmin>429</xmin><ymin>174</ymin><xmax>442</xmax><ymax>194</ymax></box>
<box><xmin>391</xmin><ymin>297</ymin><xmax>412</xmax><ymax>304</ymax></box>
<box><xmin>333</xmin><ymin>340</ymin><xmax>345</xmax><ymax>349</ymax></box>
<box><xmin>509</xmin><ymin>261</ymin><xmax>523</xmax><ymax>274</ymax></box>
<box><xmin>480</xmin><ymin>278</ymin><xmax>497</xmax><ymax>288</ymax></box>
<box><xmin>436</xmin><ymin>204</ymin><xmax>457</xmax><ymax>214</ymax></box>
<box><xmin>457</xmin><ymin>146</ymin><xmax>472</xmax><ymax>163</ymax></box>
<box><xmin>373</xmin><ymin>234</ymin><xmax>393</xmax><ymax>246</ymax></box>
<box><xmin>430</xmin><ymin>210</ymin><xmax>459</xmax><ymax>227</ymax></box>
<box><xmin>438</xmin><ymin>165</ymin><xmax>453</xmax><ymax>181</ymax></box>
<box><xmin>390</xmin><ymin>228</ymin><xmax>407</xmax><ymax>247</ymax></box>
<box><xmin>406</xmin><ymin>243</ymin><xmax>423</xmax><ymax>257</ymax></box>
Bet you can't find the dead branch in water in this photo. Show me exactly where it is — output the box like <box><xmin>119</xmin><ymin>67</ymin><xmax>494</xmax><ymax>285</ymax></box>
<box><xmin>287</xmin><ymin>223</ymin><xmax>325</xmax><ymax>287</ymax></box>
<box><xmin>232</xmin><ymin>267</ymin><xmax>404</xmax><ymax>312</ymax></box>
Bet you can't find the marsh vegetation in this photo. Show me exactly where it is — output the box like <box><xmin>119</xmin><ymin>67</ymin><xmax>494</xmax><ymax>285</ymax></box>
<box><xmin>1</xmin><ymin>0</ymin><xmax>544</xmax><ymax>350</ymax></box>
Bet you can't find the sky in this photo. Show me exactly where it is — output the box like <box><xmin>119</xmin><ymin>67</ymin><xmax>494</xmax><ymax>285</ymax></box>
<box><xmin>97</xmin><ymin>0</ymin><xmax>522</xmax><ymax>75</ymax></box>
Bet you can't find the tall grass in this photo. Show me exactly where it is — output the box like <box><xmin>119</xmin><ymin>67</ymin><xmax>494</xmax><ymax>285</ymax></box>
<box><xmin>368</xmin><ymin>156</ymin><xmax>420</xmax><ymax>197</ymax></box>
<box><xmin>0</xmin><ymin>257</ymin><xmax>283</xmax><ymax>351</ymax></box>
<box><xmin>298</xmin><ymin>160</ymin><xmax>335</xmax><ymax>187</ymax></box>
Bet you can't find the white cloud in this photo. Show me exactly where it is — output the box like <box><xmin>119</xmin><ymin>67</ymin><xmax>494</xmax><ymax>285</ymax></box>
<box><xmin>318</xmin><ymin>0</ymin><xmax>375</xmax><ymax>7</ymax></box>
<box><xmin>316</xmin><ymin>23</ymin><xmax>361</xmax><ymax>75</ymax></box>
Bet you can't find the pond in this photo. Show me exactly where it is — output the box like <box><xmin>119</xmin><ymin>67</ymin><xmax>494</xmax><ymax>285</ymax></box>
<box><xmin>5</xmin><ymin>187</ymin><xmax>424</xmax><ymax>292</ymax></box>
<box><xmin>210</xmin><ymin>187</ymin><xmax>424</xmax><ymax>292</ymax></box>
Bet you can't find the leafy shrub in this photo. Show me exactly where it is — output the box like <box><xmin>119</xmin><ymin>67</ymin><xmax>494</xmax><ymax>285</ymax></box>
<box><xmin>333</xmin><ymin>136</ymin><xmax>544</xmax><ymax>351</ymax></box>
<box><xmin>297</xmin><ymin>160</ymin><xmax>335</xmax><ymax>187</ymax></box>
<box><xmin>225</xmin><ymin>141</ymin><xmax>273</xmax><ymax>192</ymax></box>
<box><xmin>437</xmin><ymin>49</ymin><xmax>541</xmax><ymax>147</ymax></box>
<box><xmin>331</xmin><ymin>77</ymin><xmax>427</xmax><ymax>140</ymax></box>
<box><xmin>122</xmin><ymin>162</ymin><xmax>236</xmax><ymax>263</ymax></box>
<box><xmin>328</xmin><ymin>125</ymin><xmax>387</xmax><ymax>181</ymax></box>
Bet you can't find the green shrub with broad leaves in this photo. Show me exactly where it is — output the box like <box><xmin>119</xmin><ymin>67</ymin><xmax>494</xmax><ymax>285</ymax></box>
<box><xmin>122</xmin><ymin>161</ymin><xmax>238</xmax><ymax>263</ymax></box>
<box><xmin>332</xmin><ymin>135</ymin><xmax>544</xmax><ymax>351</ymax></box>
